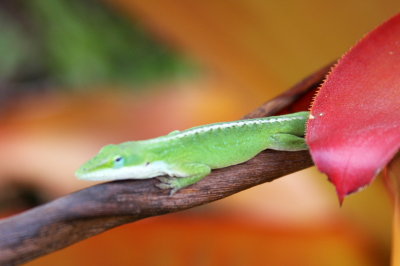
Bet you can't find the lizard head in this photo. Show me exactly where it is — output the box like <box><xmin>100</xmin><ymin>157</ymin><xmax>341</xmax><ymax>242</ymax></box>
<box><xmin>75</xmin><ymin>143</ymin><xmax>151</xmax><ymax>181</ymax></box>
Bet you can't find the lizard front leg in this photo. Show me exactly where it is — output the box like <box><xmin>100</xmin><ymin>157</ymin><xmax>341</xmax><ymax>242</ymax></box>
<box><xmin>156</xmin><ymin>163</ymin><xmax>211</xmax><ymax>195</ymax></box>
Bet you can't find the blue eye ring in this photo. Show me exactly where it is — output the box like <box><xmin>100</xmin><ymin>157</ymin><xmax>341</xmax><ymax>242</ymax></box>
<box><xmin>114</xmin><ymin>156</ymin><xmax>125</xmax><ymax>168</ymax></box>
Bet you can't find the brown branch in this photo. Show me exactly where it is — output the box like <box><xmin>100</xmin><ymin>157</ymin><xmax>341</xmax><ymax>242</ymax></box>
<box><xmin>0</xmin><ymin>63</ymin><xmax>331</xmax><ymax>265</ymax></box>
<box><xmin>244</xmin><ymin>62</ymin><xmax>333</xmax><ymax>118</ymax></box>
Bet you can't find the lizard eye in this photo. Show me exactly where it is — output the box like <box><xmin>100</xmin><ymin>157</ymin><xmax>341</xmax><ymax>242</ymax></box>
<box><xmin>113</xmin><ymin>157</ymin><xmax>125</xmax><ymax>168</ymax></box>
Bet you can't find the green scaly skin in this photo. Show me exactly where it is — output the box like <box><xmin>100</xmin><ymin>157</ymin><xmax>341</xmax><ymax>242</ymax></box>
<box><xmin>76</xmin><ymin>111</ymin><xmax>309</xmax><ymax>194</ymax></box>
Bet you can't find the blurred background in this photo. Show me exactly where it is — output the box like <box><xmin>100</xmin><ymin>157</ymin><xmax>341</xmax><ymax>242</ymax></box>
<box><xmin>0</xmin><ymin>0</ymin><xmax>399</xmax><ymax>265</ymax></box>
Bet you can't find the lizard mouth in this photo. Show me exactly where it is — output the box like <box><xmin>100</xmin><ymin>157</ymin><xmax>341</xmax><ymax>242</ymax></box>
<box><xmin>75</xmin><ymin>162</ymin><xmax>168</xmax><ymax>181</ymax></box>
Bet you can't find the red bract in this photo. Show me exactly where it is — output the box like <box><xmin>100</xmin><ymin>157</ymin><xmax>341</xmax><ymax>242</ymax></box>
<box><xmin>306</xmin><ymin>14</ymin><xmax>400</xmax><ymax>203</ymax></box>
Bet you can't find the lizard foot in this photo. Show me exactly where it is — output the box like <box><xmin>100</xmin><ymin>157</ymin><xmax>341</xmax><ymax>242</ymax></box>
<box><xmin>156</xmin><ymin>176</ymin><xmax>181</xmax><ymax>195</ymax></box>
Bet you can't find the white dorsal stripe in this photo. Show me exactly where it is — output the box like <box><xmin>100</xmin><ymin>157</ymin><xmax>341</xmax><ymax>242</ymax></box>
<box><xmin>146</xmin><ymin>116</ymin><xmax>304</xmax><ymax>143</ymax></box>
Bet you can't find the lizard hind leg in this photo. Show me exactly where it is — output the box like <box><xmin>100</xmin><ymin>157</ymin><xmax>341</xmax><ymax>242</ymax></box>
<box><xmin>156</xmin><ymin>163</ymin><xmax>211</xmax><ymax>195</ymax></box>
<box><xmin>268</xmin><ymin>133</ymin><xmax>308</xmax><ymax>151</ymax></box>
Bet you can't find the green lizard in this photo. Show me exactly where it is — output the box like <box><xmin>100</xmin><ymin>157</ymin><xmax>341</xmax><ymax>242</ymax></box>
<box><xmin>76</xmin><ymin>111</ymin><xmax>309</xmax><ymax>194</ymax></box>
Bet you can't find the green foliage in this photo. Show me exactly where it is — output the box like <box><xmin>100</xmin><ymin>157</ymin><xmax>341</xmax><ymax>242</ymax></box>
<box><xmin>0</xmin><ymin>12</ymin><xmax>30</xmax><ymax>81</ymax></box>
<box><xmin>0</xmin><ymin>0</ymin><xmax>196</xmax><ymax>89</ymax></box>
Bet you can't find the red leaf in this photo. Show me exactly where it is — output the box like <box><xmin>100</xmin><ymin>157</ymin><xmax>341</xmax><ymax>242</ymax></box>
<box><xmin>306</xmin><ymin>14</ymin><xmax>400</xmax><ymax>203</ymax></box>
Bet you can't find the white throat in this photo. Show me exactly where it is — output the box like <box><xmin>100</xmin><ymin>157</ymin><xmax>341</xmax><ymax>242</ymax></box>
<box><xmin>77</xmin><ymin>161</ymin><xmax>170</xmax><ymax>181</ymax></box>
